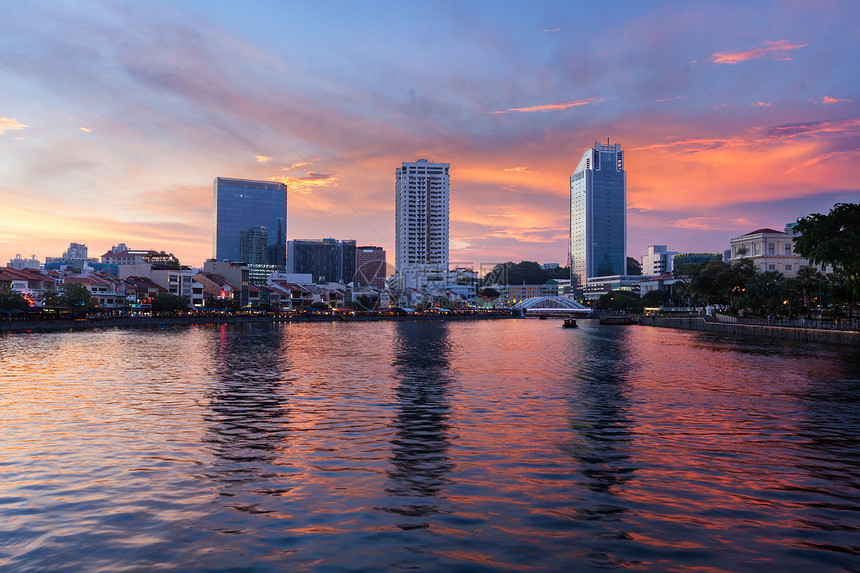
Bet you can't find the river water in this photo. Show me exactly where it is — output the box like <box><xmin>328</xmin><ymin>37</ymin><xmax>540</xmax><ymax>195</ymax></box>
<box><xmin>1</xmin><ymin>319</ymin><xmax>859</xmax><ymax>572</ymax></box>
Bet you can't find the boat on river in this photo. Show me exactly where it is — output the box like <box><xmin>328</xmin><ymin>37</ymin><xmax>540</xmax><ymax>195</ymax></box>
<box><xmin>599</xmin><ymin>314</ymin><xmax>637</xmax><ymax>325</ymax></box>
<box><xmin>562</xmin><ymin>318</ymin><xmax>578</xmax><ymax>328</ymax></box>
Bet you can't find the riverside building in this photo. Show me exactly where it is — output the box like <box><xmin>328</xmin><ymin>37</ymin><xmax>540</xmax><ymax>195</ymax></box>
<box><xmin>212</xmin><ymin>177</ymin><xmax>287</xmax><ymax>280</ymax></box>
<box><xmin>393</xmin><ymin>159</ymin><xmax>450</xmax><ymax>289</ymax></box>
<box><xmin>570</xmin><ymin>142</ymin><xmax>627</xmax><ymax>290</ymax></box>
<box><xmin>287</xmin><ymin>238</ymin><xmax>356</xmax><ymax>284</ymax></box>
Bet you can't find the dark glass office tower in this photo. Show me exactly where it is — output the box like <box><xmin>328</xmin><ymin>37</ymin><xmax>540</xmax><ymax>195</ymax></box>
<box><xmin>213</xmin><ymin>177</ymin><xmax>287</xmax><ymax>268</ymax></box>
<box><xmin>570</xmin><ymin>142</ymin><xmax>626</xmax><ymax>290</ymax></box>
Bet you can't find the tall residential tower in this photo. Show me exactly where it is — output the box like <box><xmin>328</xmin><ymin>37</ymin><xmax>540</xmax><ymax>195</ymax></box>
<box><xmin>570</xmin><ymin>142</ymin><xmax>626</xmax><ymax>289</ymax></box>
<box><xmin>394</xmin><ymin>159</ymin><xmax>450</xmax><ymax>288</ymax></box>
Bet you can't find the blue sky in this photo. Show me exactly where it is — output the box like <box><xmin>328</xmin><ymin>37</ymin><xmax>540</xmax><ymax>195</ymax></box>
<box><xmin>1</xmin><ymin>0</ymin><xmax>858</xmax><ymax>267</ymax></box>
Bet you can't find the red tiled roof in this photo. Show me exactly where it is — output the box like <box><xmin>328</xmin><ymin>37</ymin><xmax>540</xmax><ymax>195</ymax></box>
<box><xmin>742</xmin><ymin>228</ymin><xmax>782</xmax><ymax>236</ymax></box>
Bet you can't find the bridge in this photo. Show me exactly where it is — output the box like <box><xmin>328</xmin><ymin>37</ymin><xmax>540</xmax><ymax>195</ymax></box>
<box><xmin>510</xmin><ymin>296</ymin><xmax>592</xmax><ymax>317</ymax></box>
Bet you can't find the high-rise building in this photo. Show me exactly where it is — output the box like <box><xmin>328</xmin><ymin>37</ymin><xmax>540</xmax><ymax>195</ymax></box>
<box><xmin>355</xmin><ymin>246</ymin><xmax>387</xmax><ymax>289</ymax></box>
<box><xmin>394</xmin><ymin>159</ymin><xmax>450</xmax><ymax>288</ymax></box>
<box><xmin>213</xmin><ymin>177</ymin><xmax>287</xmax><ymax>268</ymax></box>
<box><xmin>287</xmin><ymin>239</ymin><xmax>356</xmax><ymax>284</ymax></box>
<box><xmin>570</xmin><ymin>142</ymin><xmax>626</xmax><ymax>289</ymax></box>
<box><xmin>642</xmin><ymin>245</ymin><xmax>679</xmax><ymax>275</ymax></box>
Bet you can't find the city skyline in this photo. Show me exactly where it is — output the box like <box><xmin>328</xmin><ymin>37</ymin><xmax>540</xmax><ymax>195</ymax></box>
<box><xmin>1</xmin><ymin>1</ymin><xmax>858</xmax><ymax>268</ymax></box>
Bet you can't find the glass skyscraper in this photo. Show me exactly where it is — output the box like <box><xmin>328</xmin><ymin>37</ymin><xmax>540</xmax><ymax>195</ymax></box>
<box><xmin>570</xmin><ymin>142</ymin><xmax>626</xmax><ymax>289</ymax></box>
<box><xmin>213</xmin><ymin>177</ymin><xmax>287</xmax><ymax>267</ymax></box>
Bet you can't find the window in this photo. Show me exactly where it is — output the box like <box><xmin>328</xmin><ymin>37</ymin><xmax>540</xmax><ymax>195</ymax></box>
<box><xmin>767</xmin><ymin>243</ymin><xmax>775</xmax><ymax>254</ymax></box>
<box><xmin>785</xmin><ymin>264</ymin><xmax>792</xmax><ymax>271</ymax></box>
<box><xmin>768</xmin><ymin>264</ymin><xmax>776</xmax><ymax>271</ymax></box>
<box><xmin>785</xmin><ymin>243</ymin><xmax>792</xmax><ymax>255</ymax></box>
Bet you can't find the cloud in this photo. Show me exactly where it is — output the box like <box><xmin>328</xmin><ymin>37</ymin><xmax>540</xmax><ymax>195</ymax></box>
<box><xmin>808</xmin><ymin>96</ymin><xmax>852</xmax><ymax>104</ymax></box>
<box><xmin>673</xmin><ymin>217</ymin><xmax>756</xmax><ymax>231</ymax></box>
<box><xmin>712</xmin><ymin>40</ymin><xmax>807</xmax><ymax>64</ymax></box>
<box><xmin>762</xmin><ymin>118</ymin><xmax>860</xmax><ymax>139</ymax></box>
<box><xmin>270</xmin><ymin>172</ymin><xmax>339</xmax><ymax>196</ymax></box>
<box><xmin>542</xmin><ymin>28</ymin><xmax>560</xmax><ymax>33</ymax></box>
<box><xmin>0</xmin><ymin>117</ymin><xmax>27</xmax><ymax>134</ymax></box>
<box><xmin>656</xmin><ymin>96</ymin><xmax>683</xmax><ymax>103</ymax></box>
<box><xmin>752</xmin><ymin>101</ymin><xmax>771</xmax><ymax>107</ymax></box>
<box><xmin>255</xmin><ymin>155</ymin><xmax>272</xmax><ymax>162</ymax></box>
<box><xmin>492</xmin><ymin>97</ymin><xmax>605</xmax><ymax>114</ymax></box>
<box><xmin>503</xmin><ymin>166</ymin><xmax>531</xmax><ymax>174</ymax></box>
<box><xmin>79</xmin><ymin>126</ymin><xmax>92</xmax><ymax>133</ymax></box>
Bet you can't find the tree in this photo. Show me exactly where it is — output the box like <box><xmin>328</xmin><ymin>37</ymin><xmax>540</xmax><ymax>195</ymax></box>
<box><xmin>796</xmin><ymin>266</ymin><xmax>824</xmax><ymax>318</ymax></box>
<box><xmin>640</xmin><ymin>289</ymin><xmax>669</xmax><ymax>308</ymax></box>
<box><xmin>596</xmin><ymin>290</ymin><xmax>642</xmax><ymax>312</ymax></box>
<box><xmin>794</xmin><ymin>203</ymin><xmax>860</xmax><ymax>317</ymax></box>
<box><xmin>741</xmin><ymin>271</ymin><xmax>783</xmax><ymax>317</ymax></box>
<box><xmin>58</xmin><ymin>283</ymin><xmax>93</xmax><ymax>307</ymax></box>
<box><xmin>481</xmin><ymin>261</ymin><xmax>570</xmax><ymax>286</ymax></box>
<box><xmin>627</xmin><ymin>257</ymin><xmax>642</xmax><ymax>276</ymax></box>
<box><xmin>151</xmin><ymin>293</ymin><xmax>190</xmax><ymax>313</ymax></box>
<box><xmin>0</xmin><ymin>288</ymin><xmax>31</xmax><ymax>311</ymax></box>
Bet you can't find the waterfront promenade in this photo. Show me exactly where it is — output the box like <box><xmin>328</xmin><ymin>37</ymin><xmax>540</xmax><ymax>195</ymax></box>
<box><xmin>640</xmin><ymin>315</ymin><xmax>860</xmax><ymax>346</ymax></box>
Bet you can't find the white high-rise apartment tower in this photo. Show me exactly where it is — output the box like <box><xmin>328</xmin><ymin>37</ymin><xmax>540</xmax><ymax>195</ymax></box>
<box><xmin>570</xmin><ymin>141</ymin><xmax>627</xmax><ymax>289</ymax></box>
<box><xmin>394</xmin><ymin>159</ymin><xmax>450</xmax><ymax>288</ymax></box>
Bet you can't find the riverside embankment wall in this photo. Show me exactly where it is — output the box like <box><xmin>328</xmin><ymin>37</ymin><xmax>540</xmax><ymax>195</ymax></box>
<box><xmin>640</xmin><ymin>316</ymin><xmax>860</xmax><ymax>347</ymax></box>
<box><xmin>0</xmin><ymin>313</ymin><xmax>515</xmax><ymax>334</ymax></box>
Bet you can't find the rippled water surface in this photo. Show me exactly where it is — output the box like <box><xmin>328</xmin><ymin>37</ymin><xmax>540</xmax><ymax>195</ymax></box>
<box><xmin>2</xmin><ymin>319</ymin><xmax>859</xmax><ymax>572</ymax></box>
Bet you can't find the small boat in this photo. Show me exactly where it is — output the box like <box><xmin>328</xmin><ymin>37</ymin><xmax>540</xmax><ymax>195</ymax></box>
<box><xmin>562</xmin><ymin>318</ymin><xmax>578</xmax><ymax>328</ymax></box>
<box><xmin>599</xmin><ymin>314</ymin><xmax>637</xmax><ymax>325</ymax></box>
<box><xmin>539</xmin><ymin>315</ymin><xmax>548</xmax><ymax>320</ymax></box>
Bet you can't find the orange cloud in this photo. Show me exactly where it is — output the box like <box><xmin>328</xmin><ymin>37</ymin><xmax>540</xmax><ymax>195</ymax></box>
<box><xmin>0</xmin><ymin>117</ymin><xmax>27</xmax><ymax>134</ymax></box>
<box><xmin>255</xmin><ymin>155</ymin><xmax>272</xmax><ymax>162</ymax></box>
<box><xmin>503</xmin><ymin>166</ymin><xmax>531</xmax><ymax>173</ymax></box>
<box><xmin>672</xmin><ymin>217</ymin><xmax>756</xmax><ymax>231</ymax></box>
<box><xmin>492</xmin><ymin>97</ymin><xmax>605</xmax><ymax>114</ymax></box>
<box><xmin>712</xmin><ymin>40</ymin><xmax>807</xmax><ymax>64</ymax></box>
<box><xmin>79</xmin><ymin>126</ymin><xmax>92</xmax><ymax>133</ymax></box>
<box><xmin>808</xmin><ymin>96</ymin><xmax>852</xmax><ymax>104</ymax></box>
<box><xmin>752</xmin><ymin>102</ymin><xmax>771</xmax><ymax>107</ymax></box>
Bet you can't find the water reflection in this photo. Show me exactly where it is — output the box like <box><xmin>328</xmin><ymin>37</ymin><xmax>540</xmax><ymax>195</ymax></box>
<box><xmin>204</xmin><ymin>324</ymin><xmax>291</xmax><ymax>489</ymax></box>
<box><xmin>562</xmin><ymin>327</ymin><xmax>635</xmax><ymax>495</ymax></box>
<box><xmin>385</xmin><ymin>322</ymin><xmax>454</xmax><ymax>522</ymax></box>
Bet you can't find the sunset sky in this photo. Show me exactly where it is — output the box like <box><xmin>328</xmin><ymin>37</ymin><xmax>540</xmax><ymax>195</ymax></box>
<box><xmin>1</xmin><ymin>0</ymin><xmax>858</xmax><ymax>270</ymax></box>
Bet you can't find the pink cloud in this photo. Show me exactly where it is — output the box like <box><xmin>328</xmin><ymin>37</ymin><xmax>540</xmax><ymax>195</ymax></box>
<box><xmin>712</xmin><ymin>40</ymin><xmax>807</xmax><ymax>64</ymax></box>
<box><xmin>808</xmin><ymin>96</ymin><xmax>852</xmax><ymax>104</ymax></box>
<box><xmin>752</xmin><ymin>101</ymin><xmax>772</xmax><ymax>107</ymax></box>
<box><xmin>492</xmin><ymin>97</ymin><xmax>605</xmax><ymax>114</ymax></box>
<box><xmin>0</xmin><ymin>117</ymin><xmax>27</xmax><ymax>134</ymax></box>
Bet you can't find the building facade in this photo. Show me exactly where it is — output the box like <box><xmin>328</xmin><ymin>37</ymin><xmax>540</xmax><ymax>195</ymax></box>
<box><xmin>728</xmin><ymin>226</ymin><xmax>824</xmax><ymax>277</ymax></box>
<box><xmin>641</xmin><ymin>245</ymin><xmax>679</xmax><ymax>275</ymax></box>
<box><xmin>213</xmin><ymin>177</ymin><xmax>287</xmax><ymax>269</ymax></box>
<box><xmin>287</xmin><ymin>239</ymin><xmax>356</xmax><ymax>284</ymax></box>
<box><xmin>570</xmin><ymin>142</ymin><xmax>626</xmax><ymax>289</ymax></box>
<box><xmin>394</xmin><ymin>159</ymin><xmax>450</xmax><ymax>288</ymax></box>
<box><xmin>355</xmin><ymin>246</ymin><xmax>387</xmax><ymax>289</ymax></box>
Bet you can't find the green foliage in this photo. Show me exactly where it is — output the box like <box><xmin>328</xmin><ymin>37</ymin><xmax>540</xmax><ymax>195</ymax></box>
<box><xmin>481</xmin><ymin>261</ymin><xmax>570</xmax><ymax>286</ymax></box>
<box><xmin>794</xmin><ymin>203</ymin><xmax>860</xmax><ymax>317</ymax></box>
<box><xmin>478</xmin><ymin>287</ymin><xmax>500</xmax><ymax>300</ymax></box>
<box><xmin>151</xmin><ymin>293</ymin><xmax>190</xmax><ymax>313</ymax></box>
<box><xmin>596</xmin><ymin>290</ymin><xmax>642</xmax><ymax>312</ymax></box>
<box><xmin>59</xmin><ymin>283</ymin><xmax>93</xmax><ymax>307</ymax></box>
<box><xmin>640</xmin><ymin>289</ymin><xmax>669</xmax><ymax>308</ymax></box>
<box><xmin>0</xmin><ymin>288</ymin><xmax>31</xmax><ymax>310</ymax></box>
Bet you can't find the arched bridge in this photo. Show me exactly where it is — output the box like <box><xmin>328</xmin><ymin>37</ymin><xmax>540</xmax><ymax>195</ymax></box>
<box><xmin>511</xmin><ymin>296</ymin><xmax>592</xmax><ymax>316</ymax></box>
